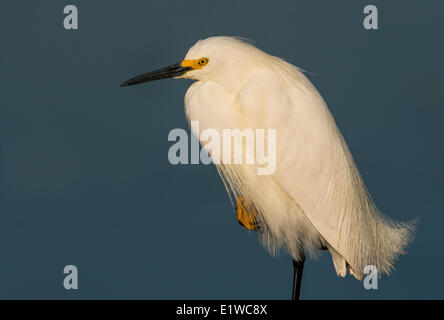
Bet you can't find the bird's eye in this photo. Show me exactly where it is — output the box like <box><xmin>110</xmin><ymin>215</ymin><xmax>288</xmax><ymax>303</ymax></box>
<box><xmin>198</xmin><ymin>58</ymin><xmax>208</xmax><ymax>66</ymax></box>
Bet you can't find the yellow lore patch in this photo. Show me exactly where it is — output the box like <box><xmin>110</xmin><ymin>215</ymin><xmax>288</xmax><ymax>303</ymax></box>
<box><xmin>181</xmin><ymin>57</ymin><xmax>209</xmax><ymax>70</ymax></box>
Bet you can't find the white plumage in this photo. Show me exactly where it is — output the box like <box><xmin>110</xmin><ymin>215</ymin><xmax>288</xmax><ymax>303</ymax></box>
<box><xmin>182</xmin><ymin>36</ymin><xmax>414</xmax><ymax>280</ymax></box>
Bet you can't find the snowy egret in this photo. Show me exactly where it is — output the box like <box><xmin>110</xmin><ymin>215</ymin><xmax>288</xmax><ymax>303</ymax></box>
<box><xmin>120</xmin><ymin>36</ymin><xmax>415</xmax><ymax>299</ymax></box>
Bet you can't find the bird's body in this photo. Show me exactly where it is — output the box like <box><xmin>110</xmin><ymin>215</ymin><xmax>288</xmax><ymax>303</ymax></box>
<box><xmin>183</xmin><ymin>37</ymin><xmax>413</xmax><ymax>279</ymax></box>
<box><xmin>120</xmin><ymin>36</ymin><xmax>415</xmax><ymax>289</ymax></box>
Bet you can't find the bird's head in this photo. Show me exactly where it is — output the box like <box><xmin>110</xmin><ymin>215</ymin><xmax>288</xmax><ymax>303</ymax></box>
<box><xmin>120</xmin><ymin>36</ymin><xmax>259</xmax><ymax>91</ymax></box>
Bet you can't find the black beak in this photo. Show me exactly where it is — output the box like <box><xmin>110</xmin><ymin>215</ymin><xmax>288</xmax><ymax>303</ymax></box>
<box><xmin>119</xmin><ymin>63</ymin><xmax>192</xmax><ymax>87</ymax></box>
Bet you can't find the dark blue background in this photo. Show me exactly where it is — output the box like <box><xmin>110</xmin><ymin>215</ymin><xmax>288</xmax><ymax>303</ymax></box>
<box><xmin>0</xmin><ymin>1</ymin><xmax>442</xmax><ymax>299</ymax></box>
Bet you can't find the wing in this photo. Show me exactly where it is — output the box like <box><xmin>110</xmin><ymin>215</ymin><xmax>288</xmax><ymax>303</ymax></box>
<box><xmin>236</xmin><ymin>67</ymin><xmax>412</xmax><ymax>279</ymax></box>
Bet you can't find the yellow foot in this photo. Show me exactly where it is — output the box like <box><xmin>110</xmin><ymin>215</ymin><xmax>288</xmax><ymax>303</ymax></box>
<box><xmin>236</xmin><ymin>196</ymin><xmax>259</xmax><ymax>231</ymax></box>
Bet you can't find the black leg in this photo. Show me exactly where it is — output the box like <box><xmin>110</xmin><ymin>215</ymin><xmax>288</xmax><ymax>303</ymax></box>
<box><xmin>291</xmin><ymin>252</ymin><xmax>305</xmax><ymax>300</ymax></box>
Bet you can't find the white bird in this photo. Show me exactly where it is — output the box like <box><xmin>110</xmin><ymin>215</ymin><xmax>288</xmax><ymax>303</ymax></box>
<box><xmin>120</xmin><ymin>36</ymin><xmax>415</xmax><ymax>299</ymax></box>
